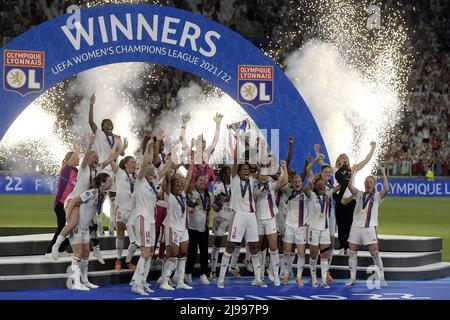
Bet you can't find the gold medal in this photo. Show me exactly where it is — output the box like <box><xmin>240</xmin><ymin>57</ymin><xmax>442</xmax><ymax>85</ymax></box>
<box><xmin>360</xmin><ymin>208</ymin><xmax>365</xmax><ymax>214</ymax></box>
<box><xmin>320</xmin><ymin>212</ymin><xmax>324</xmax><ymax>219</ymax></box>
<box><xmin>283</xmin><ymin>203</ymin><xmax>288</xmax><ymax>209</ymax></box>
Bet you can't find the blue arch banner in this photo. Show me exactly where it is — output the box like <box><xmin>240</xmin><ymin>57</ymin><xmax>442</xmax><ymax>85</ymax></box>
<box><xmin>0</xmin><ymin>4</ymin><xmax>328</xmax><ymax>170</ymax></box>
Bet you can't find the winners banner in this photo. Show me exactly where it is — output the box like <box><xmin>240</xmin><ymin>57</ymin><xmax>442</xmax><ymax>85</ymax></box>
<box><xmin>0</xmin><ymin>3</ymin><xmax>328</xmax><ymax>171</ymax></box>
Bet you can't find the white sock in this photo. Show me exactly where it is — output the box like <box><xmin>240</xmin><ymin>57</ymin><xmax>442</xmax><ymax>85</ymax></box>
<box><xmin>218</xmin><ymin>251</ymin><xmax>231</xmax><ymax>281</ymax></box>
<box><xmin>245</xmin><ymin>243</ymin><xmax>251</xmax><ymax>261</ymax></box>
<box><xmin>132</xmin><ymin>257</ymin><xmax>146</xmax><ymax>285</ymax></box>
<box><xmin>55</xmin><ymin>234</ymin><xmax>65</xmax><ymax>246</ymax></box>
<box><xmin>297</xmin><ymin>255</ymin><xmax>305</xmax><ymax>278</ymax></box>
<box><xmin>80</xmin><ymin>258</ymin><xmax>89</xmax><ymax>283</ymax></box>
<box><xmin>349</xmin><ymin>250</ymin><xmax>357</xmax><ymax>280</ymax></box>
<box><xmin>309</xmin><ymin>256</ymin><xmax>317</xmax><ymax>279</ymax></box>
<box><xmin>328</xmin><ymin>247</ymin><xmax>334</xmax><ymax>265</ymax></box>
<box><xmin>230</xmin><ymin>246</ymin><xmax>240</xmax><ymax>269</ymax></box>
<box><xmin>97</xmin><ymin>214</ymin><xmax>104</xmax><ymax>234</ymax></box>
<box><xmin>251</xmin><ymin>253</ymin><xmax>262</xmax><ymax>282</ymax></box>
<box><xmin>162</xmin><ymin>257</ymin><xmax>177</xmax><ymax>283</ymax></box>
<box><xmin>279</xmin><ymin>253</ymin><xmax>285</xmax><ymax>275</ymax></box>
<box><xmin>371</xmin><ymin>251</ymin><xmax>385</xmax><ymax>280</ymax></box>
<box><xmin>116</xmin><ymin>238</ymin><xmax>124</xmax><ymax>260</ymax></box>
<box><xmin>260</xmin><ymin>249</ymin><xmax>267</xmax><ymax>277</ymax></box>
<box><xmin>283</xmin><ymin>252</ymin><xmax>291</xmax><ymax>277</ymax></box>
<box><xmin>176</xmin><ymin>257</ymin><xmax>187</xmax><ymax>286</ymax></box>
<box><xmin>71</xmin><ymin>257</ymin><xmax>82</xmax><ymax>286</ymax></box>
<box><xmin>320</xmin><ymin>257</ymin><xmax>329</xmax><ymax>283</ymax></box>
<box><xmin>93</xmin><ymin>244</ymin><xmax>101</xmax><ymax>253</ymax></box>
<box><xmin>289</xmin><ymin>253</ymin><xmax>295</xmax><ymax>273</ymax></box>
<box><xmin>211</xmin><ymin>246</ymin><xmax>219</xmax><ymax>273</ymax></box>
<box><xmin>269</xmin><ymin>250</ymin><xmax>279</xmax><ymax>280</ymax></box>
<box><xmin>109</xmin><ymin>198</ymin><xmax>116</xmax><ymax>231</ymax></box>
<box><xmin>143</xmin><ymin>257</ymin><xmax>152</xmax><ymax>283</ymax></box>
<box><xmin>126</xmin><ymin>242</ymin><xmax>138</xmax><ymax>264</ymax></box>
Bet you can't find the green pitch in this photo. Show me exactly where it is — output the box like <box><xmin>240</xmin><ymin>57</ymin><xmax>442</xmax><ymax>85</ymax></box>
<box><xmin>0</xmin><ymin>195</ymin><xmax>449</xmax><ymax>261</ymax></box>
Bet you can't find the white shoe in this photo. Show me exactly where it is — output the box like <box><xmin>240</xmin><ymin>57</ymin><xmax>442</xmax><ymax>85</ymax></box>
<box><xmin>72</xmin><ymin>282</ymin><xmax>90</xmax><ymax>291</ymax></box>
<box><xmin>131</xmin><ymin>284</ymin><xmax>149</xmax><ymax>296</ymax></box>
<box><xmin>251</xmin><ymin>279</ymin><xmax>268</xmax><ymax>288</ymax></box>
<box><xmin>160</xmin><ymin>281</ymin><xmax>175</xmax><ymax>290</ymax></box>
<box><xmin>311</xmin><ymin>277</ymin><xmax>319</xmax><ymax>288</ymax></box>
<box><xmin>380</xmin><ymin>278</ymin><xmax>388</xmax><ymax>287</ymax></box>
<box><xmin>142</xmin><ymin>282</ymin><xmax>154</xmax><ymax>293</ymax></box>
<box><xmin>244</xmin><ymin>259</ymin><xmax>253</xmax><ymax>272</ymax></box>
<box><xmin>199</xmin><ymin>274</ymin><xmax>210</xmax><ymax>285</ymax></box>
<box><xmin>51</xmin><ymin>244</ymin><xmax>60</xmax><ymax>260</ymax></box>
<box><xmin>217</xmin><ymin>279</ymin><xmax>225</xmax><ymax>288</ymax></box>
<box><xmin>93</xmin><ymin>248</ymin><xmax>105</xmax><ymax>264</ymax></box>
<box><xmin>274</xmin><ymin>276</ymin><xmax>280</xmax><ymax>287</ymax></box>
<box><xmin>184</xmin><ymin>273</ymin><xmax>192</xmax><ymax>285</ymax></box>
<box><xmin>176</xmin><ymin>282</ymin><xmax>193</xmax><ymax>290</ymax></box>
<box><xmin>82</xmin><ymin>281</ymin><xmax>99</xmax><ymax>289</ymax></box>
<box><xmin>44</xmin><ymin>253</ymin><xmax>53</xmax><ymax>260</ymax></box>
<box><xmin>268</xmin><ymin>268</ymin><xmax>274</xmax><ymax>282</ymax></box>
<box><xmin>320</xmin><ymin>281</ymin><xmax>330</xmax><ymax>288</ymax></box>
<box><xmin>345</xmin><ymin>279</ymin><xmax>356</xmax><ymax>286</ymax></box>
<box><xmin>228</xmin><ymin>266</ymin><xmax>241</xmax><ymax>278</ymax></box>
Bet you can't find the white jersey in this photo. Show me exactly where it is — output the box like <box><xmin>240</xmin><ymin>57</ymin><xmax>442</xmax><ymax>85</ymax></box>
<box><xmin>213</xmin><ymin>180</ymin><xmax>232</xmax><ymax>219</ymax></box>
<box><xmin>230</xmin><ymin>175</ymin><xmax>256</xmax><ymax>214</ymax></box>
<box><xmin>285</xmin><ymin>189</ymin><xmax>309</xmax><ymax>228</ymax></box>
<box><xmin>78</xmin><ymin>189</ymin><xmax>104</xmax><ymax>230</ymax></box>
<box><xmin>134</xmin><ymin>176</ymin><xmax>159</xmax><ymax>223</ymax></box>
<box><xmin>93</xmin><ymin>130</ymin><xmax>118</xmax><ymax>171</ymax></box>
<box><xmin>115</xmin><ymin>168</ymin><xmax>136</xmax><ymax>211</ymax></box>
<box><xmin>352</xmin><ymin>191</ymin><xmax>383</xmax><ymax>227</ymax></box>
<box><xmin>255</xmin><ymin>181</ymin><xmax>278</xmax><ymax>220</ymax></box>
<box><xmin>164</xmin><ymin>192</ymin><xmax>188</xmax><ymax>231</ymax></box>
<box><xmin>307</xmin><ymin>190</ymin><xmax>333</xmax><ymax>231</ymax></box>
<box><xmin>189</xmin><ymin>189</ymin><xmax>212</xmax><ymax>232</ymax></box>
<box><xmin>275</xmin><ymin>184</ymin><xmax>290</xmax><ymax>215</ymax></box>
<box><xmin>68</xmin><ymin>165</ymin><xmax>98</xmax><ymax>199</ymax></box>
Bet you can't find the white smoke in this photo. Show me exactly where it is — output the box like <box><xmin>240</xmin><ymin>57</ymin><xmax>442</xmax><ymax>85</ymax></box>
<box><xmin>153</xmin><ymin>82</ymin><xmax>255</xmax><ymax>165</ymax></box>
<box><xmin>285</xmin><ymin>40</ymin><xmax>400</xmax><ymax>187</ymax></box>
<box><xmin>69</xmin><ymin>62</ymin><xmax>151</xmax><ymax>155</ymax></box>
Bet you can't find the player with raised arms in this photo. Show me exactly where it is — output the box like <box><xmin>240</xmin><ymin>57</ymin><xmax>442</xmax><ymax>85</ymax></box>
<box><xmin>129</xmin><ymin>137</ymin><xmax>173</xmax><ymax>295</ymax></box>
<box><xmin>88</xmin><ymin>93</ymin><xmax>125</xmax><ymax>236</ymax></box>
<box><xmin>305</xmin><ymin>175</ymin><xmax>341</xmax><ymax>288</ymax></box>
<box><xmin>255</xmin><ymin>159</ymin><xmax>288</xmax><ymax>286</ymax></box>
<box><xmin>159</xmin><ymin>163</ymin><xmax>194</xmax><ymax>290</ymax></box>
<box><xmin>344</xmin><ymin>167</ymin><xmax>389</xmax><ymax>287</ymax></box>
<box><xmin>216</xmin><ymin>132</ymin><xmax>265</xmax><ymax>289</ymax></box>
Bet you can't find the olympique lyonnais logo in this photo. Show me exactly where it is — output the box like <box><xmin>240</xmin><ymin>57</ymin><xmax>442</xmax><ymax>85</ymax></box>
<box><xmin>238</xmin><ymin>65</ymin><xmax>273</xmax><ymax>109</ymax></box>
<box><xmin>3</xmin><ymin>49</ymin><xmax>45</xmax><ymax>97</ymax></box>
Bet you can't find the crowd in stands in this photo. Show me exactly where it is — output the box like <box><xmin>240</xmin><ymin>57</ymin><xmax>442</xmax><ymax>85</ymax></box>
<box><xmin>0</xmin><ymin>0</ymin><xmax>448</xmax><ymax>176</ymax></box>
